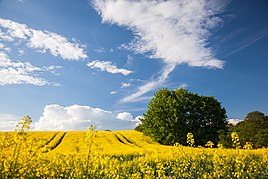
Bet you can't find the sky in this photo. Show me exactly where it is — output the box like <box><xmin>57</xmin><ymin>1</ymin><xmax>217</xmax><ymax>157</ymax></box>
<box><xmin>0</xmin><ymin>0</ymin><xmax>268</xmax><ymax>131</ymax></box>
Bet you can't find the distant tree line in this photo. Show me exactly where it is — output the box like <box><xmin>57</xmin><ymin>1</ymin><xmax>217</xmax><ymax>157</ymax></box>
<box><xmin>219</xmin><ymin>111</ymin><xmax>268</xmax><ymax>148</ymax></box>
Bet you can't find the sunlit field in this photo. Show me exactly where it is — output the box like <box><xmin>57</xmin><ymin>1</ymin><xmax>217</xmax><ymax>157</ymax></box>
<box><xmin>0</xmin><ymin>130</ymin><xmax>267</xmax><ymax>178</ymax></box>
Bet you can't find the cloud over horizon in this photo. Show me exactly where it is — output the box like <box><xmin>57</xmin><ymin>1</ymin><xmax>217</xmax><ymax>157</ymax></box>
<box><xmin>93</xmin><ymin>0</ymin><xmax>228</xmax><ymax>102</ymax></box>
<box><xmin>33</xmin><ymin>104</ymin><xmax>141</xmax><ymax>131</ymax></box>
<box><xmin>0</xmin><ymin>113</ymin><xmax>20</xmax><ymax>131</ymax></box>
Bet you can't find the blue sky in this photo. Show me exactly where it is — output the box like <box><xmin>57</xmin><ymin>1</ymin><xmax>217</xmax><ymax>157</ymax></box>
<box><xmin>0</xmin><ymin>0</ymin><xmax>267</xmax><ymax>130</ymax></box>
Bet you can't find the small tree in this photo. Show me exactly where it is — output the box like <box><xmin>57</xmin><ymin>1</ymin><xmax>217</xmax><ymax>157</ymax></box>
<box><xmin>141</xmin><ymin>88</ymin><xmax>227</xmax><ymax>146</ymax></box>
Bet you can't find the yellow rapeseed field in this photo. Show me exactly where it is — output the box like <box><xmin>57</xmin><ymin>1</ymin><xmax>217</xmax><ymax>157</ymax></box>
<box><xmin>0</xmin><ymin>130</ymin><xmax>267</xmax><ymax>178</ymax></box>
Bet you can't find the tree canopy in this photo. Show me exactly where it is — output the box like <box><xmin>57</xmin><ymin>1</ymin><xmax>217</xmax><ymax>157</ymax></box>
<box><xmin>232</xmin><ymin>111</ymin><xmax>268</xmax><ymax>148</ymax></box>
<box><xmin>140</xmin><ymin>88</ymin><xmax>227</xmax><ymax>146</ymax></box>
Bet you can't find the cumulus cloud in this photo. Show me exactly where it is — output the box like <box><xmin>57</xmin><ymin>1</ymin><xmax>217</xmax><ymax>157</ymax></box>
<box><xmin>33</xmin><ymin>104</ymin><xmax>141</xmax><ymax>131</ymax></box>
<box><xmin>116</xmin><ymin>112</ymin><xmax>134</xmax><ymax>121</ymax></box>
<box><xmin>87</xmin><ymin>60</ymin><xmax>133</xmax><ymax>76</ymax></box>
<box><xmin>0</xmin><ymin>18</ymin><xmax>87</xmax><ymax>60</ymax></box>
<box><xmin>0</xmin><ymin>113</ymin><xmax>20</xmax><ymax>131</ymax></box>
<box><xmin>116</xmin><ymin>112</ymin><xmax>142</xmax><ymax>126</ymax></box>
<box><xmin>0</xmin><ymin>29</ymin><xmax>14</xmax><ymax>41</ymax></box>
<box><xmin>228</xmin><ymin>118</ymin><xmax>241</xmax><ymax>126</ymax></box>
<box><xmin>93</xmin><ymin>0</ymin><xmax>227</xmax><ymax>102</ymax></box>
<box><xmin>0</xmin><ymin>51</ymin><xmax>60</xmax><ymax>86</ymax></box>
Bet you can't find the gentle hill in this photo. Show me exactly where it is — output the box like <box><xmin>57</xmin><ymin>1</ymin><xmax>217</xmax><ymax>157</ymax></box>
<box><xmin>1</xmin><ymin>130</ymin><xmax>268</xmax><ymax>178</ymax></box>
<box><xmin>0</xmin><ymin>130</ymin><xmax>163</xmax><ymax>156</ymax></box>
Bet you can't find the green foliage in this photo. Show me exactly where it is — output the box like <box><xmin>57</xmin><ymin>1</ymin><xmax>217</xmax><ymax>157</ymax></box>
<box><xmin>218</xmin><ymin>129</ymin><xmax>232</xmax><ymax>148</ymax></box>
<box><xmin>233</xmin><ymin>111</ymin><xmax>268</xmax><ymax>148</ymax></box>
<box><xmin>141</xmin><ymin>88</ymin><xmax>228</xmax><ymax>146</ymax></box>
<box><xmin>134</xmin><ymin>124</ymin><xmax>144</xmax><ymax>132</ymax></box>
<box><xmin>254</xmin><ymin>129</ymin><xmax>268</xmax><ymax>148</ymax></box>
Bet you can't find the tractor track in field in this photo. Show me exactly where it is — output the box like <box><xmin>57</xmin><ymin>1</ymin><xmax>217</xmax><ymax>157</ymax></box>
<box><xmin>42</xmin><ymin>132</ymin><xmax>67</xmax><ymax>152</ymax></box>
<box><xmin>114</xmin><ymin>132</ymin><xmax>140</xmax><ymax>147</ymax></box>
<box><xmin>43</xmin><ymin>132</ymin><xmax>59</xmax><ymax>146</ymax></box>
<box><xmin>114</xmin><ymin>133</ymin><xmax>126</xmax><ymax>144</ymax></box>
<box><xmin>50</xmin><ymin>132</ymin><xmax>67</xmax><ymax>150</ymax></box>
<box><xmin>38</xmin><ymin>132</ymin><xmax>59</xmax><ymax>149</ymax></box>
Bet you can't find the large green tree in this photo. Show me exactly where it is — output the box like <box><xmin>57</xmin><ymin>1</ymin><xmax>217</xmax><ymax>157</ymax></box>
<box><xmin>233</xmin><ymin>111</ymin><xmax>268</xmax><ymax>148</ymax></box>
<box><xmin>140</xmin><ymin>88</ymin><xmax>227</xmax><ymax>146</ymax></box>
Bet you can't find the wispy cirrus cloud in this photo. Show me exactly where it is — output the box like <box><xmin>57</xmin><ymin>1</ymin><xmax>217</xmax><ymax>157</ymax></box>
<box><xmin>226</xmin><ymin>29</ymin><xmax>268</xmax><ymax>57</ymax></box>
<box><xmin>0</xmin><ymin>18</ymin><xmax>87</xmax><ymax>60</ymax></box>
<box><xmin>120</xmin><ymin>64</ymin><xmax>175</xmax><ymax>103</ymax></box>
<box><xmin>87</xmin><ymin>60</ymin><xmax>133</xmax><ymax>76</ymax></box>
<box><xmin>94</xmin><ymin>47</ymin><xmax>105</xmax><ymax>53</ymax></box>
<box><xmin>121</xmin><ymin>82</ymin><xmax>131</xmax><ymax>88</ymax></box>
<box><xmin>93</xmin><ymin>0</ymin><xmax>228</xmax><ymax>103</ymax></box>
<box><xmin>0</xmin><ymin>43</ymin><xmax>11</xmax><ymax>52</ymax></box>
<box><xmin>0</xmin><ymin>51</ymin><xmax>60</xmax><ymax>86</ymax></box>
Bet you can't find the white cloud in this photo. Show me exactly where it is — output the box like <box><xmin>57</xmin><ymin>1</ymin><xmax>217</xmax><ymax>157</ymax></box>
<box><xmin>33</xmin><ymin>104</ymin><xmax>141</xmax><ymax>131</ymax></box>
<box><xmin>121</xmin><ymin>82</ymin><xmax>131</xmax><ymax>88</ymax></box>
<box><xmin>228</xmin><ymin>118</ymin><xmax>241</xmax><ymax>126</ymax></box>
<box><xmin>116</xmin><ymin>112</ymin><xmax>142</xmax><ymax>127</ymax></box>
<box><xmin>94</xmin><ymin>47</ymin><xmax>105</xmax><ymax>53</ymax></box>
<box><xmin>0</xmin><ymin>43</ymin><xmax>11</xmax><ymax>52</ymax></box>
<box><xmin>227</xmin><ymin>30</ymin><xmax>268</xmax><ymax>57</ymax></box>
<box><xmin>120</xmin><ymin>63</ymin><xmax>175</xmax><ymax>103</ymax></box>
<box><xmin>18</xmin><ymin>48</ymin><xmax>24</xmax><ymax>56</ymax></box>
<box><xmin>116</xmin><ymin>112</ymin><xmax>133</xmax><ymax>121</ymax></box>
<box><xmin>0</xmin><ymin>29</ymin><xmax>14</xmax><ymax>41</ymax></box>
<box><xmin>0</xmin><ymin>51</ymin><xmax>60</xmax><ymax>86</ymax></box>
<box><xmin>43</xmin><ymin>65</ymin><xmax>62</xmax><ymax>71</ymax></box>
<box><xmin>87</xmin><ymin>60</ymin><xmax>133</xmax><ymax>76</ymax></box>
<box><xmin>110</xmin><ymin>91</ymin><xmax>117</xmax><ymax>95</ymax></box>
<box><xmin>93</xmin><ymin>0</ymin><xmax>227</xmax><ymax>102</ymax></box>
<box><xmin>0</xmin><ymin>113</ymin><xmax>20</xmax><ymax>131</ymax></box>
<box><xmin>0</xmin><ymin>18</ymin><xmax>30</xmax><ymax>39</ymax></box>
<box><xmin>134</xmin><ymin>116</ymin><xmax>143</xmax><ymax>126</ymax></box>
<box><xmin>0</xmin><ymin>18</ymin><xmax>87</xmax><ymax>60</ymax></box>
<box><xmin>28</xmin><ymin>30</ymin><xmax>87</xmax><ymax>60</ymax></box>
<box><xmin>93</xmin><ymin>0</ymin><xmax>225</xmax><ymax>68</ymax></box>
